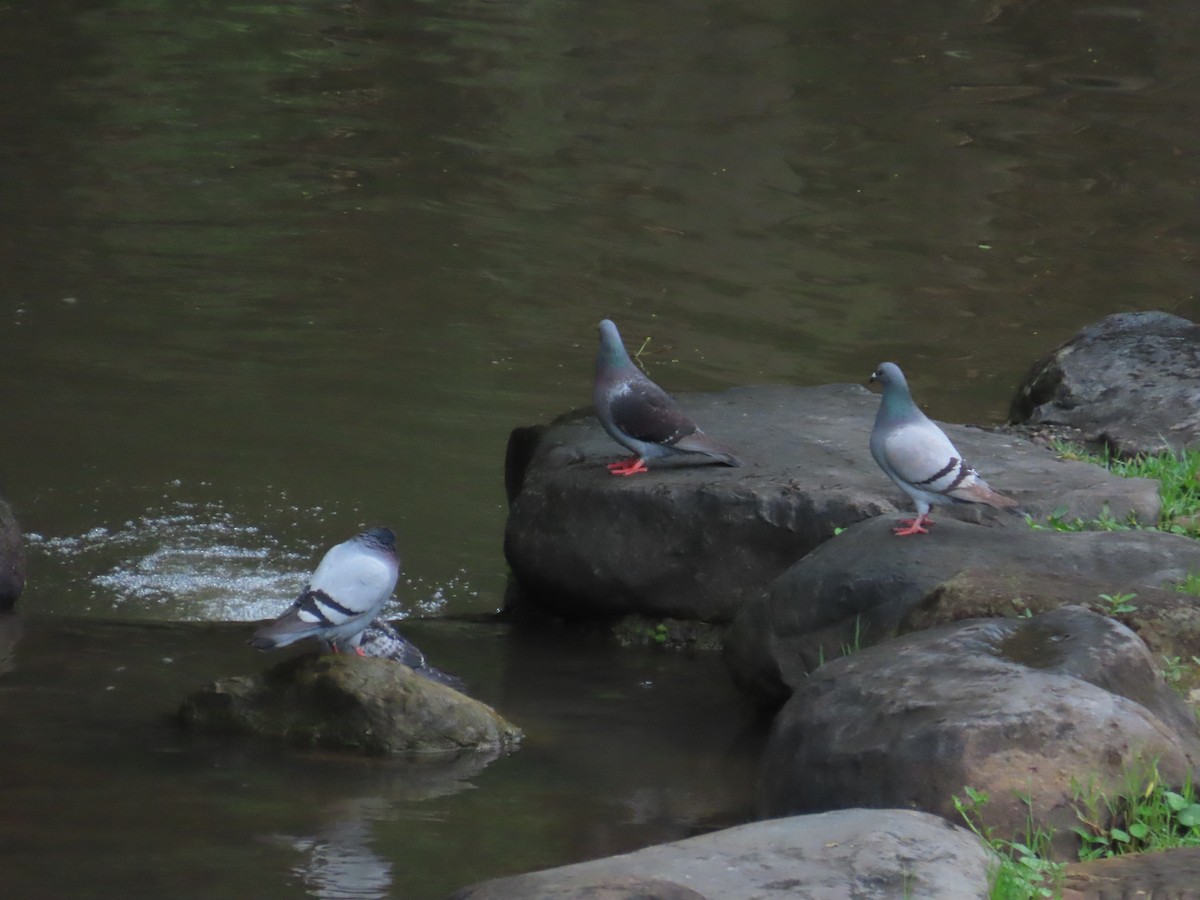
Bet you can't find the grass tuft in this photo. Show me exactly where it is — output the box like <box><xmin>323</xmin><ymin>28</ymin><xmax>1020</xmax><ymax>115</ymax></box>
<box><xmin>1071</xmin><ymin>762</ymin><xmax>1200</xmax><ymax>860</ymax></box>
<box><xmin>953</xmin><ymin>787</ymin><xmax>1062</xmax><ymax>899</ymax></box>
<box><xmin>1042</xmin><ymin>442</ymin><xmax>1200</xmax><ymax>540</ymax></box>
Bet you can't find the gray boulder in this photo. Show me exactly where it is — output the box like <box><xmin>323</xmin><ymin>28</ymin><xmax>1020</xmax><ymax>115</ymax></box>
<box><xmin>757</xmin><ymin>606</ymin><xmax>1200</xmax><ymax>859</ymax></box>
<box><xmin>0</xmin><ymin>495</ymin><xmax>24</xmax><ymax>609</ymax></box>
<box><xmin>724</xmin><ymin>516</ymin><xmax>1200</xmax><ymax>707</ymax></box>
<box><xmin>901</xmin><ymin>567</ymin><xmax>1200</xmax><ymax>701</ymax></box>
<box><xmin>446</xmin><ymin>808</ymin><xmax>992</xmax><ymax>899</ymax></box>
<box><xmin>1010</xmin><ymin>311</ymin><xmax>1200</xmax><ymax>455</ymax></box>
<box><xmin>1062</xmin><ymin>846</ymin><xmax>1200</xmax><ymax>899</ymax></box>
<box><xmin>178</xmin><ymin>653</ymin><xmax>521</xmax><ymax>756</ymax></box>
<box><xmin>505</xmin><ymin>385</ymin><xmax>1157</xmax><ymax>624</ymax></box>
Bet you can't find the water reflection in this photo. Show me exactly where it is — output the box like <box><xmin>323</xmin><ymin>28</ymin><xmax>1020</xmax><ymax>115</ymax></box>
<box><xmin>274</xmin><ymin>751</ymin><xmax>505</xmax><ymax>899</ymax></box>
<box><xmin>0</xmin><ymin>613</ymin><xmax>23</xmax><ymax>674</ymax></box>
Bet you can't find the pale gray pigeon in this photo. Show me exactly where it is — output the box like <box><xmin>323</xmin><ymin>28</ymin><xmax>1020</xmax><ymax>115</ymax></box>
<box><xmin>593</xmin><ymin>318</ymin><xmax>742</xmax><ymax>475</ymax></box>
<box><xmin>869</xmin><ymin>362</ymin><xmax>1018</xmax><ymax>535</ymax></box>
<box><xmin>250</xmin><ymin>528</ymin><xmax>399</xmax><ymax>654</ymax></box>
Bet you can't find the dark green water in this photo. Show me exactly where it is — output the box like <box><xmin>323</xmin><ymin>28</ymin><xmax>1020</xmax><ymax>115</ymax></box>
<box><xmin>1</xmin><ymin>0</ymin><xmax>1199</xmax><ymax>896</ymax></box>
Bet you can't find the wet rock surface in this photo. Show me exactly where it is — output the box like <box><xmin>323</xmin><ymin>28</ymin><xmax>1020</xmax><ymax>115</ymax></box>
<box><xmin>446</xmin><ymin>809</ymin><xmax>993</xmax><ymax>900</ymax></box>
<box><xmin>756</xmin><ymin>607</ymin><xmax>1200</xmax><ymax>859</ymax></box>
<box><xmin>1010</xmin><ymin>311</ymin><xmax>1200</xmax><ymax>455</ymax></box>
<box><xmin>505</xmin><ymin>384</ymin><xmax>1158</xmax><ymax>624</ymax></box>
<box><xmin>178</xmin><ymin>652</ymin><xmax>521</xmax><ymax>756</ymax></box>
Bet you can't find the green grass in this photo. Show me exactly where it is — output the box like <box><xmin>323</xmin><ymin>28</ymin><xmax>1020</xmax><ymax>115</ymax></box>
<box><xmin>1173</xmin><ymin>571</ymin><xmax>1200</xmax><ymax>595</ymax></box>
<box><xmin>1072</xmin><ymin>763</ymin><xmax>1200</xmax><ymax>860</ymax></box>
<box><xmin>1043</xmin><ymin>442</ymin><xmax>1200</xmax><ymax>539</ymax></box>
<box><xmin>957</xmin><ymin>763</ymin><xmax>1200</xmax><ymax>898</ymax></box>
<box><xmin>1032</xmin><ymin>444</ymin><xmax>1200</xmax><ymax>596</ymax></box>
<box><xmin>953</xmin><ymin>787</ymin><xmax>1062</xmax><ymax>899</ymax></box>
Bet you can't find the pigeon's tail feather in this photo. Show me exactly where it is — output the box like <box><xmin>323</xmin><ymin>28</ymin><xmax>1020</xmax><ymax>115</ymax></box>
<box><xmin>951</xmin><ymin>482</ymin><xmax>1020</xmax><ymax>510</ymax></box>
<box><xmin>249</xmin><ymin>614</ymin><xmax>322</xmax><ymax>651</ymax></box>
<box><xmin>708</xmin><ymin>450</ymin><xmax>743</xmax><ymax>467</ymax></box>
<box><xmin>248</xmin><ymin>633</ymin><xmax>283</xmax><ymax>651</ymax></box>
<box><xmin>675</xmin><ymin>432</ymin><xmax>743</xmax><ymax>467</ymax></box>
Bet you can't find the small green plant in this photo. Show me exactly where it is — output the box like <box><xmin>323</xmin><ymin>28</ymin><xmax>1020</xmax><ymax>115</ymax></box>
<box><xmin>1160</xmin><ymin>654</ymin><xmax>1200</xmax><ymax>691</ymax></box>
<box><xmin>647</xmin><ymin>622</ymin><xmax>669</xmax><ymax>645</ymax></box>
<box><xmin>1071</xmin><ymin>763</ymin><xmax>1200</xmax><ymax>860</ymax></box>
<box><xmin>953</xmin><ymin>787</ymin><xmax>1062</xmax><ymax>899</ymax></box>
<box><xmin>1096</xmin><ymin>591</ymin><xmax>1137</xmax><ymax>616</ymax></box>
<box><xmin>1009</xmin><ymin>597</ymin><xmax>1035</xmax><ymax>618</ymax></box>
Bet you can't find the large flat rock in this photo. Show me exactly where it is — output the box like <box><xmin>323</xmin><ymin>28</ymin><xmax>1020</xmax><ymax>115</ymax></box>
<box><xmin>505</xmin><ymin>385</ymin><xmax>1159</xmax><ymax>623</ymax></box>
<box><xmin>447</xmin><ymin>808</ymin><xmax>992</xmax><ymax>899</ymax></box>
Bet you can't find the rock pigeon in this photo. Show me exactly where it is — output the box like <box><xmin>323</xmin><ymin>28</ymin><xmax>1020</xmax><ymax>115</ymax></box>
<box><xmin>250</xmin><ymin>528</ymin><xmax>399</xmax><ymax>654</ymax></box>
<box><xmin>357</xmin><ymin>619</ymin><xmax>468</xmax><ymax>692</ymax></box>
<box><xmin>593</xmin><ymin>318</ymin><xmax>742</xmax><ymax>475</ymax></box>
<box><xmin>869</xmin><ymin>362</ymin><xmax>1018</xmax><ymax>536</ymax></box>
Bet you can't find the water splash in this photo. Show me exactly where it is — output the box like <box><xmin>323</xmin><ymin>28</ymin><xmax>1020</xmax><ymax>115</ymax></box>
<box><xmin>27</xmin><ymin>501</ymin><xmax>315</xmax><ymax>621</ymax></box>
<box><xmin>26</xmin><ymin>495</ymin><xmax>465</xmax><ymax>622</ymax></box>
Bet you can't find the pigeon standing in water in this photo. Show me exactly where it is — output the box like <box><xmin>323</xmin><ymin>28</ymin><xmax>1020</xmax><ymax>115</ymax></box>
<box><xmin>869</xmin><ymin>362</ymin><xmax>1018</xmax><ymax>536</ymax></box>
<box><xmin>250</xmin><ymin>528</ymin><xmax>399</xmax><ymax>654</ymax></box>
<box><xmin>592</xmin><ymin>318</ymin><xmax>742</xmax><ymax>475</ymax></box>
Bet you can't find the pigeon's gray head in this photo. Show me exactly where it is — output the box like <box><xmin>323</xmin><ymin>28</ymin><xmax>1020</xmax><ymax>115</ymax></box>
<box><xmin>597</xmin><ymin>319</ymin><xmax>634</xmax><ymax>369</ymax></box>
<box><xmin>869</xmin><ymin>362</ymin><xmax>907</xmax><ymax>390</ymax></box>
<box><xmin>357</xmin><ymin>527</ymin><xmax>396</xmax><ymax>553</ymax></box>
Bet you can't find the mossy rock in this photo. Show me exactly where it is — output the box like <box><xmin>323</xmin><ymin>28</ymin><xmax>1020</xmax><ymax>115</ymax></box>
<box><xmin>179</xmin><ymin>653</ymin><xmax>522</xmax><ymax>756</ymax></box>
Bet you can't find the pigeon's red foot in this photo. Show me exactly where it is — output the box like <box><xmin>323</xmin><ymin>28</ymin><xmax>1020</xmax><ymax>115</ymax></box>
<box><xmin>354</xmin><ymin>646</ymin><xmax>367</xmax><ymax>658</ymax></box>
<box><xmin>892</xmin><ymin>515</ymin><xmax>933</xmax><ymax>536</ymax></box>
<box><xmin>607</xmin><ymin>458</ymin><xmax>649</xmax><ymax>476</ymax></box>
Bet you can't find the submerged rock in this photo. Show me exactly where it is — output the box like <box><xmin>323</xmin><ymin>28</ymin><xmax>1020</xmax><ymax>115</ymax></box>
<box><xmin>757</xmin><ymin>606</ymin><xmax>1200</xmax><ymax>859</ymax></box>
<box><xmin>724</xmin><ymin>516</ymin><xmax>1200</xmax><ymax>707</ymax></box>
<box><xmin>178</xmin><ymin>654</ymin><xmax>521</xmax><ymax>756</ymax></box>
<box><xmin>505</xmin><ymin>384</ymin><xmax>1156</xmax><ymax>624</ymax></box>
<box><xmin>446</xmin><ymin>808</ymin><xmax>992</xmax><ymax>900</ymax></box>
<box><xmin>1010</xmin><ymin>311</ymin><xmax>1200</xmax><ymax>455</ymax></box>
<box><xmin>0</xmin><ymin>495</ymin><xmax>25</xmax><ymax>610</ymax></box>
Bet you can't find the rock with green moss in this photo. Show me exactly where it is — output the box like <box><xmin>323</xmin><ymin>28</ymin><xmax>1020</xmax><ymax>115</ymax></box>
<box><xmin>178</xmin><ymin>653</ymin><xmax>522</xmax><ymax>756</ymax></box>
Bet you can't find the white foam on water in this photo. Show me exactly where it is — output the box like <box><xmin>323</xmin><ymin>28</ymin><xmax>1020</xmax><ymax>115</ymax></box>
<box><xmin>27</xmin><ymin>496</ymin><xmax>459</xmax><ymax>622</ymax></box>
<box><xmin>28</xmin><ymin>501</ymin><xmax>318</xmax><ymax>621</ymax></box>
